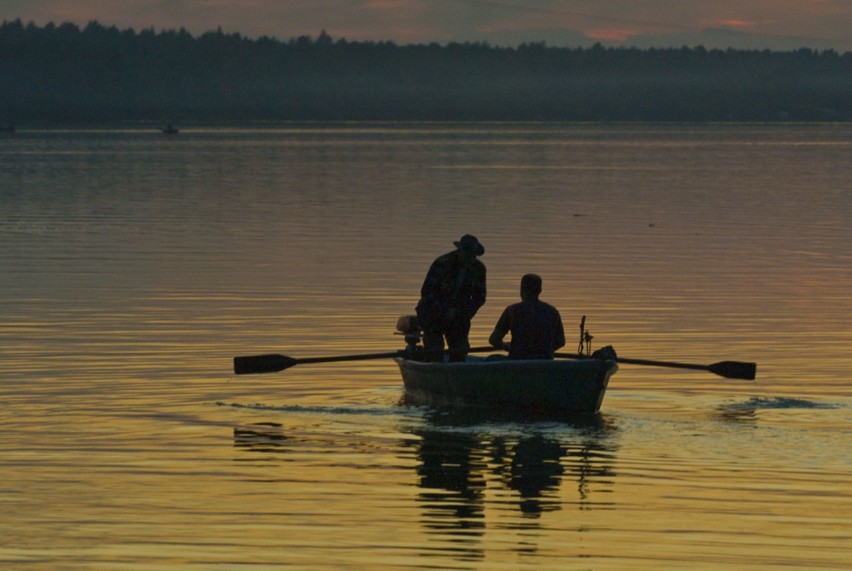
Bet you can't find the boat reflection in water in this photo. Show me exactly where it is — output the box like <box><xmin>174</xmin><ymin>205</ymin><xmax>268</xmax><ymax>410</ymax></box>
<box><xmin>407</xmin><ymin>408</ymin><xmax>618</xmax><ymax>560</ymax></box>
<box><xmin>233</xmin><ymin>422</ymin><xmax>289</xmax><ymax>457</ymax></box>
<box><xmin>229</xmin><ymin>409</ymin><xmax>618</xmax><ymax>562</ymax></box>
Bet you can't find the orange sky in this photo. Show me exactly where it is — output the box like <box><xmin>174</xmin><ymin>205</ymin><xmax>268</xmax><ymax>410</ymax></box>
<box><xmin>1</xmin><ymin>0</ymin><xmax>849</xmax><ymax>51</ymax></box>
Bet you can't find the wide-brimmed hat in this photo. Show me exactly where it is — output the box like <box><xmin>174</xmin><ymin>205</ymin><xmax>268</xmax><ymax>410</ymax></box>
<box><xmin>454</xmin><ymin>234</ymin><xmax>485</xmax><ymax>256</ymax></box>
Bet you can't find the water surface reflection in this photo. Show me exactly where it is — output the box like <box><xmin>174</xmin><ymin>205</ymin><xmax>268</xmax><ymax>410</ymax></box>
<box><xmin>408</xmin><ymin>410</ymin><xmax>618</xmax><ymax>559</ymax></box>
<box><xmin>233</xmin><ymin>422</ymin><xmax>289</xmax><ymax>456</ymax></box>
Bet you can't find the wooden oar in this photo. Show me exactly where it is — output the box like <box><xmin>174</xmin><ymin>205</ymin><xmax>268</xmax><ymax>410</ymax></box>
<box><xmin>554</xmin><ymin>352</ymin><xmax>756</xmax><ymax>380</ymax></box>
<box><xmin>234</xmin><ymin>346</ymin><xmax>498</xmax><ymax>375</ymax></box>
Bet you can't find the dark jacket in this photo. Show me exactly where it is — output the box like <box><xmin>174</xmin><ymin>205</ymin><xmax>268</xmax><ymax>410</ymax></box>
<box><xmin>416</xmin><ymin>250</ymin><xmax>486</xmax><ymax>328</ymax></box>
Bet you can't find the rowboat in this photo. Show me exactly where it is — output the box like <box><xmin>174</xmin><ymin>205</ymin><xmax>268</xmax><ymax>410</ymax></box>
<box><xmin>233</xmin><ymin>317</ymin><xmax>755</xmax><ymax>414</ymax></box>
<box><xmin>396</xmin><ymin>355</ymin><xmax>617</xmax><ymax>414</ymax></box>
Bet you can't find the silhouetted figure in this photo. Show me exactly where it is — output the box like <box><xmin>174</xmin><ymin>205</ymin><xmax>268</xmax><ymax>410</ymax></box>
<box><xmin>489</xmin><ymin>273</ymin><xmax>565</xmax><ymax>360</ymax></box>
<box><xmin>416</xmin><ymin>235</ymin><xmax>486</xmax><ymax>362</ymax></box>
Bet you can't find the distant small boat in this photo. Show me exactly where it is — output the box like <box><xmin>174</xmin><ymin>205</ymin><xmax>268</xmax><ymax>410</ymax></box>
<box><xmin>159</xmin><ymin>123</ymin><xmax>179</xmax><ymax>134</ymax></box>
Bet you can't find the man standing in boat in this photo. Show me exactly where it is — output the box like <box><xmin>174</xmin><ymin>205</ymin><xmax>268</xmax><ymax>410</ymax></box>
<box><xmin>489</xmin><ymin>273</ymin><xmax>565</xmax><ymax>360</ymax></box>
<box><xmin>416</xmin><ymin>235</ymin><xmax>487</xmax><ymax>362</ymax></box>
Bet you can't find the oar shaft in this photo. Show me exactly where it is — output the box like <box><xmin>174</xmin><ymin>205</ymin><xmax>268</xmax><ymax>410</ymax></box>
<box><xmin>615</xmin><ymin>357</ymin><xmax>710</xmax><ymax>371</ymax></box>
<box><xmin>295</xmin><ymin>346</ymin><xmax>496</xmax><ymax>365</ymax></box>
<box><xmin>233</xmin><ymin>346</ymin><xmax>500</xmax><ymax>375</ymax></box>
<box><xmin>556</xmin><ymin>352</ymin><xmax>719</xmax><ymax>371</ymax></box>
<box><xmin>295</xmin><ymin>351</ymin><xmax>403</xmax><ymax>365</ymax></box>
<box><xmin>554</xmin><ymin>352</ymin><xmax>756</xmax><ymax>380</ymax></box>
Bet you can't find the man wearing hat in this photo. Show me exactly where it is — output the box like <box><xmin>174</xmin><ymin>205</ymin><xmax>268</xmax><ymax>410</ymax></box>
<box><xmin>415</xmin><ymin>235</ymin><xmax>487</xmax><ymax>362</ymax></box>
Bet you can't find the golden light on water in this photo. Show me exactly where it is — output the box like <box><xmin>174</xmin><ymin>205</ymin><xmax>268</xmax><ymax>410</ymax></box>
<box><xmin>1</xmin><ymin>124</ymin><xmax>850</xmax><ymax>569</ymax></box>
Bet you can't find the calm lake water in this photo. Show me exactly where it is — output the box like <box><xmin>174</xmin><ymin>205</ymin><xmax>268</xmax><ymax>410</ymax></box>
<box><xmin>1</xmin><ymin>123</ymin><xmax>850</xmax><ymax>570</ymax></box>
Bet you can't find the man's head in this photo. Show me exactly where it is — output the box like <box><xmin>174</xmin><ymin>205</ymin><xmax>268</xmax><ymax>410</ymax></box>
<box><xmin>454</xmin><ymin>234</ymin><xmax>485</xmax><ymax>260</ymax></box>
<box><xmin>520</xmin><ymin>273</ymin><xmax>542</xmax><ymax>300</ymax></box>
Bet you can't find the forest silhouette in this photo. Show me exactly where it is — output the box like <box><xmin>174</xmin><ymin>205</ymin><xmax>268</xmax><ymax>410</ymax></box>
<box><xmin>2</xmin><ymin>19</ymin><xmax>850</xmax><ymax>123</ymax></box>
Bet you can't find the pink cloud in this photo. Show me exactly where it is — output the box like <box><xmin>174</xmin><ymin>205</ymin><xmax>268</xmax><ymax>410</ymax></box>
<box><xmin>714</xmin><ymin>19</ymin><xmax>754</xmax><ymax>29</ymax></box>
<box><xmin>586</xmin><ymin>28</ymin><xmax>635</xmax><ymax>42</ymax></box>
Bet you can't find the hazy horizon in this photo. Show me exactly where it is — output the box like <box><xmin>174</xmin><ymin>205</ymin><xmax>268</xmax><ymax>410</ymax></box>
<box><xmin>1</xmin><ymin>0</ymin><xmax>850</xmax><ymax>53</ymax></box>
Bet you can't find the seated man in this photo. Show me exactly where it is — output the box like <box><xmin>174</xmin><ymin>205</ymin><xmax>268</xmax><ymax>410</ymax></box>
<box><xmin>489</xmin><ymin>274</ymin><xmax>565</xmax><ymax>360</ymax></box>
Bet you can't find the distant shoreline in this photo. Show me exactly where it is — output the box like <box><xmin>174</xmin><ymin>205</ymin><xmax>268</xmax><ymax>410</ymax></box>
<box><xmin>6</xmin><ymin>121</ymin><xmax>851</xmax><ymax>133</ymax></box>
<box><xmin>3</xmin><ymin>20</ymin><xmax>851</xmax><ymax>123</ymax></box>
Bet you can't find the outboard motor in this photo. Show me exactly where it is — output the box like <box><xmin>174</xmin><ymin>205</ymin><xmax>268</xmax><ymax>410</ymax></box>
<box><xmin>396</xmin><ymin>315</ymin><xmax>423</xmax><ymax>358</ymax></box>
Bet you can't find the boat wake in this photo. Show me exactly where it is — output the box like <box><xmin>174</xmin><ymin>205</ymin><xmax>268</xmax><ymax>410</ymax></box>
<box><xmin>215</xmin><ymin>401</ymin><xmax>401</xmax><ymax>416</ymax></box>
<box><xmin>216</xmin><ymin>401</ymin><xmax>611</xmax><ymax>434</ymax></box>
<box><xmin>721</xmin><ymin>396</ymin><xmax>840</xmax><ymax>411</ymax></box>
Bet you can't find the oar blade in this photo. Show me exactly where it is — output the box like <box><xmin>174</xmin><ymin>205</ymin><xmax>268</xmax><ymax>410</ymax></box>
<box><xmin>707</xmin><ymin>361</ymin><xmax>757</xmax><ymax>380</ymax></box>
<box><xmin>234</xmin><ymin>354</ymin><xmax>297</xmax><ymax>375</ymax></box>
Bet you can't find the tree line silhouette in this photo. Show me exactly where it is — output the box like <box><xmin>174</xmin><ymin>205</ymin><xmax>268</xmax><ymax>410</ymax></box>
<box><xmin>1</xmin><ymin>19</ymin><xmax>850</xmax><ymax>123</ymax></box>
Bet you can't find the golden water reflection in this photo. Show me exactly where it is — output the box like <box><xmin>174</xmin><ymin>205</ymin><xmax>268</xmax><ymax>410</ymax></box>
<box><xmin>232</xmin><ymin>411</ymin><xmax>619</xmax><ymax>563</ymax></box>
<box><xmin>3</xmin><ymin>124</ymin><xmax>851</xmax><ymax>569</ymax></box>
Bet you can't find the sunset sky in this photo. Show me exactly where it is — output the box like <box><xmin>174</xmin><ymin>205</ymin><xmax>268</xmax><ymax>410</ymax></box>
<box><xmin>1</xmin><ymin>0</ymin><xmax>850</xmax><ymax>51</ymax></box>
